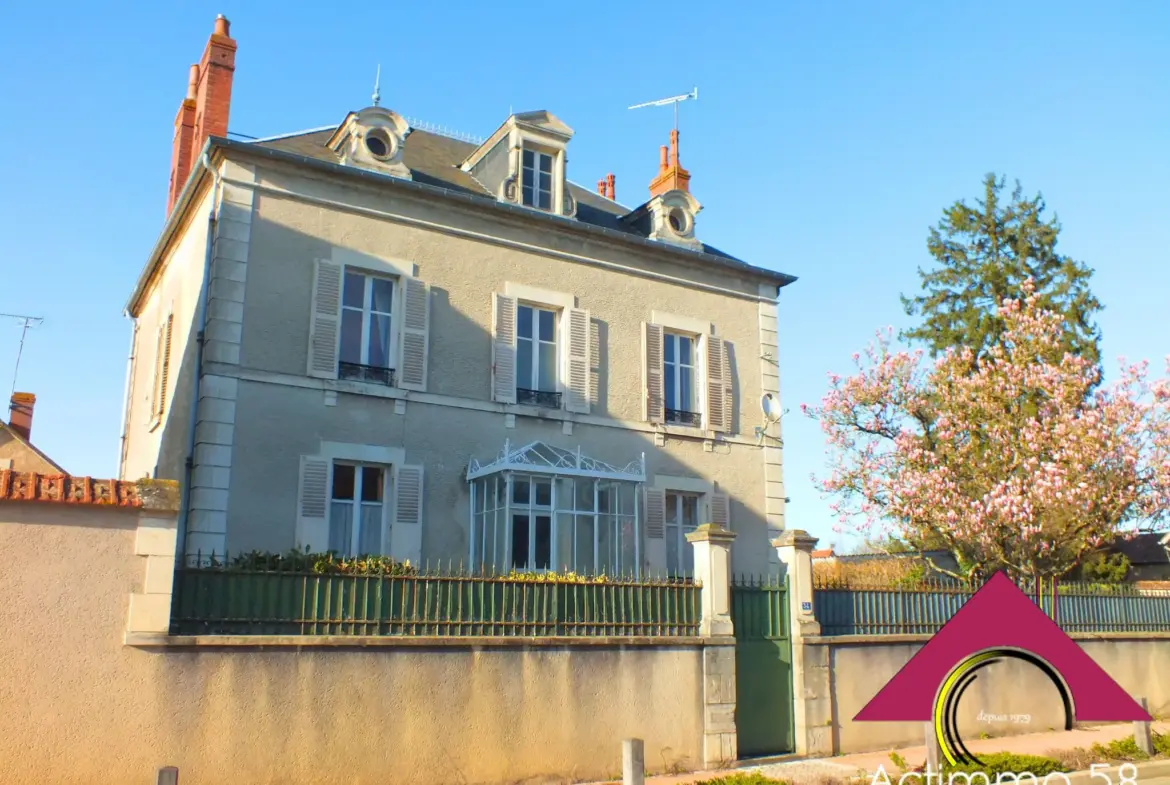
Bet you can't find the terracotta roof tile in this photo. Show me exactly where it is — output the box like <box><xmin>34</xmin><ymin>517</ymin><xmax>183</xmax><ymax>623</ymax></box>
<box><xmin>0</xmin><ymin>471</ymin><xmax>179</xmax><ymax>510</ymax></box>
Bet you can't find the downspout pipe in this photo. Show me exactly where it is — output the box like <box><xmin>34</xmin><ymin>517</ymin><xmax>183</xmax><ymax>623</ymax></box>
<box><xmin>116</xmin><ymin>321</ymin><xmax>137</xmax><ymax>479</ymax></box>
<box><xmin>176</xmin><ymin>152</ymin><xmax>223</xmax><ymax>564</ymax></box>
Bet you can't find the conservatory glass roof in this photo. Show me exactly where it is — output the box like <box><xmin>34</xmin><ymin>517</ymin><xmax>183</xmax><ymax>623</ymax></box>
<box><xmin>466</xmin><ymin>440</ymin><xmax>646</xmax><ymax>482</ymax></box>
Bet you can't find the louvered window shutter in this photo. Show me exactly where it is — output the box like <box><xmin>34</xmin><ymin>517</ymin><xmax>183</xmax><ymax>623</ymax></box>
<box><xmin>159</xmin><ymin>314</ymin><xmax>174</xmax><ymax>416</ymax></box>
<box><xmin>307</xmin><ymin>260</ymin><xmax>342</xmax><ymax>379</ymax></box>
<box><xmin>709</xmin><ymin>491</ymin><xmax>730</xmax><ymax>530</ymax></box>
<box><xmin>589</xmin><ymin>319</ymin><xmax>601</xmax><ymax>408</ymax></box>
<box><xmin>704</xmin><ymin>336</ymin><xmax>728</xmax><ymax>433</ymax></box>
<box><xmin>645</xmin><ymin>488</ymin><xmax>666</xmax><ymax>538</ymax></box>
<box><xmin>642</xmin><ymin>323</ymin><xmax>664</xmax><ymax>424</ymax></box>
<box><xmin>720</xmin><ymin>339</ymin><xmax>734</xmax><ymax>434</ymax></box>
<box><xmin>390</xmin><ymin>464</ymin><xmax>424</xmax><ymax>565</ymax></box>
<box><xmin>564</xmin><ymin>307</ymin><xmax>591</xmax><ymax>413</ymax></box>
<box><xmin>296</xmin><ymin>456</ymin><xmax>331</xmax><ymax>553</ymax></box>
<box><xmin>150</xmin><ymin>324</ymin><xmax>165</xmax><ymax>421</ymax></box>
<box><xmin>492</xmin><ymin>294</ymin><xmax>518</xmax><ymax>404</ymax></box>
<box><xmin>397</xmin><ymin>276</ymin><xmax>430</xmax><ymax>391</ymax></box>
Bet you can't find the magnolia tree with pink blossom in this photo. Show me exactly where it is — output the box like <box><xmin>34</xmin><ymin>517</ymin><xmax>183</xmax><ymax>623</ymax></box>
<box><xmin>804</xmin><ymin>283</ymin><xmax>1170</xmax><ymax>582</ymax></box>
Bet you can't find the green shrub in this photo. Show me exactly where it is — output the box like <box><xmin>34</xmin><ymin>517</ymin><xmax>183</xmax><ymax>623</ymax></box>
<box><xmin>215</xmin><ymin>549</ymin><xmax>417</xmax><ymax>576</ymax></box>
<box><xmin>1090</xmin><ymin>736</ymin><xmax>1150</xmax><ymax>762</ymax></box>
<box><xmin>692</xmin><ymin>773</ymin><xmax>790</xmax><ymax>785</ymax></box>
<box><xmin>943</xmin><ymin>752</ymin><xmax>1066</xmax><ymax>777</ymax></box>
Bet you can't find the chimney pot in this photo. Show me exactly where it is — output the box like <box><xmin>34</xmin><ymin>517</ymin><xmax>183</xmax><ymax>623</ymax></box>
<box><xmin>605</xmin><ymin>173</ymin><xmax>615</xmax><ymax>201</ymax></box>
<box><xmin>597</xmin><ymin>179</ymin><xmax>606</xmax><ymax>196</ymax></box>
<box><xmin>186</xmin><ymin>64</ymin><xmax>199</xmax><ymax>100</ymax></box>
<box><xmin>669</xmin><ymin>129</ymin><xmax>679</xmax><ymax>167</ymax></box>
<box><xmin>659</xmin><ymin>145</ymin><xmax>669</xmax><ymax>172</ymax></box>
<box><xmin>8</xmin><ymin>392</ymin><xmax>35</xmax><ymax>442</ymax></box>
<box><xmin>214</xmin><ymin>14</ymin><xmax>230</xmax><ymax>36</ymax></box>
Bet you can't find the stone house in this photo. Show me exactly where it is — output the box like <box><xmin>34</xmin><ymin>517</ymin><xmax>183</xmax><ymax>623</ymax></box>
<box><xmin>119</xmin><ymin>16</ymin><xmax>796</xmax><ymax>577</ymax></box>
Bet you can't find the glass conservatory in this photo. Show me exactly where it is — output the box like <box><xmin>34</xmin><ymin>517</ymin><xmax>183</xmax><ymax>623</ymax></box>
<box><xmin>466</xmin><ymin>440</ymin><xmax>645</xmax><ymax>576</ymax></box>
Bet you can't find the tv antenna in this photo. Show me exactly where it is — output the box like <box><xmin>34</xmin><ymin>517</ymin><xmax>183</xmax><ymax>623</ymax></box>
<box><xmin>2</xmin><ymin>312</ymin><xmax>43</xmax><ymax>396</ymax></box>
<box><xmin>628</xmin><ymin>87</ymin><xmax>698</xmax><ymax>131</ymax></box>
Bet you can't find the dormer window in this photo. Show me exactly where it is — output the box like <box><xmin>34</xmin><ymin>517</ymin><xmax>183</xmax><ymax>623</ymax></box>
<box><xmin>460</xmin><ymin>110</ymin><xmax>577</xmax><ymax>218</ymax></box>
<box><xmin>522</xmin><ymin>149</ymin><xmax>554</xmax><ymax>211</ymax></box>
<box><xmin>364</xmin><ymin>128</ymin><xmax>393</xmax><ymax>160</ymax></box>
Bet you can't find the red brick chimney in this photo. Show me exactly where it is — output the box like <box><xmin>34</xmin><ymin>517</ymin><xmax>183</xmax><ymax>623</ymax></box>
<box><xmin>167</xmin><ymin>65</ymin><xmax>200</xmax><ymax>215</ymax></box>
<box><xmin>648</xmin><ymin>129</ymin><xmax>691</xmax><ymax>198</ymax></box>
<box><xmin>7</xmin><ymin>393</ymin><xmax>34</xmax><ymax>442</ymax></box>
<box><xmin>605</xmin><ymin>173</ymin><xmax>615</xmax><ymax>201</ymax></box>
<box><xmin>597</xmin><ymin>179</ymin><xmax>606</xmax><ymax>196</ymax></box>
<box><xmin>167</xmin><ymin>15</ymin><xmax>237</xmax><ymax>215</ymax></box>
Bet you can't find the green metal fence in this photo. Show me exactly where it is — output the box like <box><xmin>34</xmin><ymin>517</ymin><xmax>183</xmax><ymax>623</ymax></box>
<box><xmin>172</xmin><ymin>563</ymin><xmax>702</xmax><ymax>637</ymax></box>
<box><xmin>813</xmin><ymin>579</ymin><xmax>1170</xmax><ymax>636</ymax></box>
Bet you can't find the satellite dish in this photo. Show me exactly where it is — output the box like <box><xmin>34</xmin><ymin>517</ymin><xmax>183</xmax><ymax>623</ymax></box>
<box><xmin>760</xmin><ymin>392</ymin><xmax>782</xmax><ymax>423</ymax></box>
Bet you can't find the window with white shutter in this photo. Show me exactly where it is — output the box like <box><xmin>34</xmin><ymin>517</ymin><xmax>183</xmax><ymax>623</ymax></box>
<box><xmin>643</xmin><ymin>487</ymin><xmax>667</xmax><ymax>575</ymax></box>
<box><xmin>149</xmin><ymin>313</ymin><xmax>174</xmax><ymax>427</ymax></box>
<box><xmin>390</xmin><ymin>464</ymin><xmax>424</xmax><ymax>565</ymax></box>
<box><xmin>564</xmin><ymin>307</ymin><xmax>591</xmax><ymax>413</ymax></box>
<box><xmin>397</xmin><ymin>276</ymin><xmax>430</xmax><ymax>391</ymax></box>
<box><xmin>492</xmin><ymin>293</ymin><xmax>518</xmax><ymax>404</ymax></box>
<box><xmin>704</xmin><ymin>336</ymin><xmax>733</xmax><ymax>433</ymax></box>
<box><xmin>296</xmin><ymin>456</ymin><xmax>332</xmax><ymax>553</ymax></box>
<box><xmin>642</xmin><ymin>323</ymin><xmax>665</xmax><ymax>424</ymax></box>
<box><xmin>308</xmin><ymin>260</ymin><xmax>343</xmax><ymax>379</ymax></box>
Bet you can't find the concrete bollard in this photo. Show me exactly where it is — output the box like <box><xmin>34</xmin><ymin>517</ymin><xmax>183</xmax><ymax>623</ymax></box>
<box><xmin>1136</xmin><ymin>697</ymin><xmax>1155</xmax><ymax>756</ymax></box>
<box><xmin>623</xmin><ymin>738</ymin><xmax>645</xmax><ymax>785</ymax></box>
<box><xmin>157</xmin><ymin>767</ymin><xmax>179</xmax><ymax>785</ymax></box>
<box><xmin>924</xmin><ymin>722</ymin><xmax>941</xmax><ymax>775</ymax></box>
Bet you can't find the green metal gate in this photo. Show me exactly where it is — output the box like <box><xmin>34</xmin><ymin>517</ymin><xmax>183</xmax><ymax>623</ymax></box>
<box><xmin>730</xmin><ymin>575</ymin><xmax>794</xmax><ymax>758</ymax></box>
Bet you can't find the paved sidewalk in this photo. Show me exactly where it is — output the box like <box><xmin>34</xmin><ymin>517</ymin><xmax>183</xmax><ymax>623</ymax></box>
<box><xmin>594</xmin><ymin>721</ymin><xmax>1168</xmax><ymax>785</ymax></box>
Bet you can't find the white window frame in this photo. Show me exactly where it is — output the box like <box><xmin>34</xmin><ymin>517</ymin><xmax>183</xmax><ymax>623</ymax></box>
<box><xmin>665</xmin><ymin>490</ymin><xmax>703</xmax><ymax>577</ymax></box>
<box><xmin>663</xmin><ymin>330</ymin><xmax>700</xmax><ymax>424</ymax></box>
<box><xmin>339</xmin><ymin>268</ymin><xmax>399</xmax><ymax>373</ymax></box>
<box><xmin>521</xmin><ymin>147</ymin><xmax>555</xmax><ymax>211</ymax></box>
<box><xmin>516</xmin><ymin>302</ymin><xmax>560</xmax><ymax>396</ymax></box>
<box><xmin>329</xmin><ymin>460</ymin><xmax>390</xmax><ymax>557</ymax></box>
<box><xmin>508</xmin><ymin>474</ymin><xmax>555</xmax><ymax>571</ymax></box>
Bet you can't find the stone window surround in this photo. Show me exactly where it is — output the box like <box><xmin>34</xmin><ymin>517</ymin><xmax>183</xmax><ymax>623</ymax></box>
<box><xmin>512</xmin><ymin>128</ymin><xmax>569</xmax><ymax>218</ymax></box>
<box><xmin>651</xmin><ymin>310</ymin><xmax>712</xmax><ymax>429</ymax></box>
<box><xmin>330</xmin><ymin>248</ymin><xmax>416</xmax><ymax>386</ymax></box>
<box><xmin>503</xmin><ymin>282</ymin><xmax>578</xmax><ymax>413</ymax></box>
<box><xmin>307</xmin><ymin>441</ymin><xmax>407</xmax><ymax>559</ymax></box>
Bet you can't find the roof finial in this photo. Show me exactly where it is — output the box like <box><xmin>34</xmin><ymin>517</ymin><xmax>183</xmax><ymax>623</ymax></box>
<box><xmin>372</xmin><ymin>64</ymin><xmax>381</xmax><ymax>107</ymax></box>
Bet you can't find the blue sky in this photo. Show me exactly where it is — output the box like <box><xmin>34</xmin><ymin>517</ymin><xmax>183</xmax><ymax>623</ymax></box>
<box><xmin>1</xmin><ymin>1</ymin><xmax>1167</xmax><ymax>552</ymax></box>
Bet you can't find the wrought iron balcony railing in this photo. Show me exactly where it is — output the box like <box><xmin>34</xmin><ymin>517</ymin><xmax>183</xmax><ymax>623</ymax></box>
<box><xmin>339</xmin><ymin>362</ymin><xmax>396</xmax><ymax>387</ymax></box>
<box><xmin>517</xmin><ymin>388</ymin><xmax>562</xmax><ymax>408</ymax></box>
<box><xmin>665</xmin><ymin>408</ymin><xmax>701</xmax><ymax>427</ymax></box>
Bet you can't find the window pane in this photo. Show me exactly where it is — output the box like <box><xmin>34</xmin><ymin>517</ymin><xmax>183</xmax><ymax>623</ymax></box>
<box><xmin>664</xmin><ymin>364</ymin><xmax>676</xmax><ymax>410</ymax></box>
<box><xmin>522</xmin><ymin>183</ymin><xmax>535</xmax><ymax>207</ymax></box>
<box><xmin>534</xmin><ymin>479</ymin><xmax>552</xmax><ymax>507</ymax></box>
<box><xmin>538</xmin><ymin>309</ymin><xmax>555</xmax><ymax>342</ymax></box>
<box><xmin>683</xmin><ymin>495</ymin><xmax>699</xmax><ymax>527</ymax></box>
<box><xmin>370</xmin><ymin>278</ymin><xmax>394</xmax><ymax>314</ymax></box>
<box><xmin>538</xmin><ymin>171</ymin><xmax>552</xmax><ymax>192</ymax></box>
<box><xmin>340</xmin><ymin>309</ymin><xmax>363</xmax><ymax>364</ymax></box>
<box><xmin>343</xmin><ymin>272</ymin><xmax>365</xmax><ymax>308</ymax></box>
<box><xmin>598</xmin><ymin>485</ymin><xmax>612</xmax><ymax>514</ymax></box>
<box><xmin>517</xmin><ymin>305</ymin><xmax>533</xmax><ymax>339</ymax></box>
<box><xmin>538</xmin><ymin>153</ymin><xmax>552</xmax><ymax>173</ymax></box>
<box><xmin>598</xmin><ymin>516</ymin><xmax>614</xmax><ymax>575</ymax></box>
<box><xmin>537</xmin><ymin>189</ymin><xmax>552</xmax><ymax>210</ymax></box>
<box><xmin>511</xmin><ymin>514</ymin><xmax>530</xmax><ymax>569</ymax></box>
<box><xmin>537</xmin><ymin>342</ymin><xmax>556</xmax><ymax>391</ymax></box>
<box><xmin>368</xmin><ymin>313</ymin><xmax>392</xmax><ymax>368</ymax></box>
<box><xmin>512</xmin><ymin>477</ymin><xmax>530</xmax><ymax>505</ymax></box>
<box><xmin>619</xmin><ymin>483</ymin><xmax>635</xmax><ymax>515</ymax></box>
<box><xmin>575</xmin><ymin>479</ymin><xmax>594</xmax><ymax>511</ymax></box>
<box><xmin>682</xmin><ymin>538</ymin><xmax>695</xmax><ymax>576</ymax></box>
<box><xmin>360</xmin><ymin>467</ymin><xmax>383</xmax><ymax>502</ymax></box>
<box><xmin>679</xmin><ymin>366</ymin><xmax>694</xmax><ymax>412</ymax></box>
<box><xmin>359</xmin><ymin>503</ymin><xmax>382</xmax><ymax>554</ymax></box>
<box><xmin>574</xmin><ymin>514</ymin><xmax>595</xmax><ymax>574</ymax></box>
<box><xmin>679</xmin><ymin>335</ymin><xmax>693</xmax><ymax>366</ymax></box>
<box><xmin>523</xmin><ymin>149</ymin><xmax>534</xmax><ymax>169</ymax></box>
<box><xmin>332</xmin><ymin>464</ymin><xmax>355</xmax><ymax>500</ymax></box>
<box><xmin>664</xmin><ymin>335</ymin><xmax>675</xmax><ymax>363</ymax></box>
<box><xmin>620</xmin><ymin>518</ymin><xmax>637</xmax><ymax>575</ymax></box>
<box><xmin>534</xmin><ymin>515</ymin><xmax>551</xmax><ymax>569</ymax></box>
<box><xmin>665</xmin><ymin>493</ymin><xmax>679</xmax><ymax>524</ymax></box>
<box><xmin>517</xmin><ymin>337</ymin><xmax>534</xmax><ymax>389</ymax></box>
<box><xmin>665</xmin><ymin>524</ymin><xmax>679</xmax><ymax>575</ymax></box>
<box><xmin>329</xmin><ymin>502</ymin><xmax>353</xmax><ymax>555</ymax></box>
<box><xmin>556</xmin><ymin>513</ymin><xmax>574</xmax><ymax>571</ymax></box>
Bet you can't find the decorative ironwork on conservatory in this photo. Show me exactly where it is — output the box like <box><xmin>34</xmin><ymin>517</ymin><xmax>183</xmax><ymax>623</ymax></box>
<box><xmin>466</xmin><ymin>441</ymin><xmax>646</xmax><ymax>577</ymax></box>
